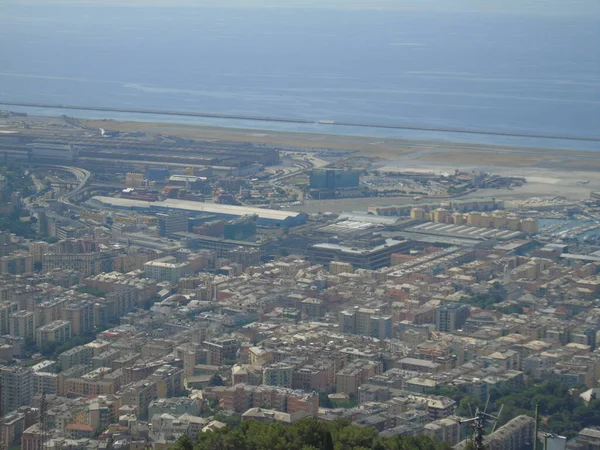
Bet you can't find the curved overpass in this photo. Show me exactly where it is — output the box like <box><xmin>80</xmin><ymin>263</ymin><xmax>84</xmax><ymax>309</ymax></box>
<box><xmin>33</xmin><ymin>164</ymin><xmax>91</xmax><ymax>208</ymax></box>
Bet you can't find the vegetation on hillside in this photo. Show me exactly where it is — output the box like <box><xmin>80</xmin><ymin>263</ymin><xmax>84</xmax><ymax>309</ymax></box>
<box><xmin>171</xmin><ymin>418</ymin><xmax>453</xmax><ymax>450</ymax></box>
<box><xmin>436</xmin><ymin>381</ymin><xmax>599</xmax><ymax>439</ymax></box>
<box><xmin>0</xmin><ymin>160</ymin><xmax>36</xmax><ymax>238</ymax></box>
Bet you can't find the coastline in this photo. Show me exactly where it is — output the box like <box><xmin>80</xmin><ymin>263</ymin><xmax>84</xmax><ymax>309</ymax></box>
<box><xmin>76</xmin><ymin>117</ymin><xmax>600</xmax><ymax>172</ymax></box>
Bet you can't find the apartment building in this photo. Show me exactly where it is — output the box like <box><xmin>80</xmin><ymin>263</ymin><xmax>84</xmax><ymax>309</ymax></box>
<box><xmin>263</xmin><ymin>362</ymin><xmax>294</xmax><ymax>388</ymax></box>
<box><xmin>0</xmin><ymin>253</ymin><xmax>33</xmax><ymax>275</ymax></box>
<box><xmin>58</xmin><ymin>345</ymin><xmax>94</xmax><ymax>371</ymax></box>
<box><xmin>119</xmin><ymin>380</ymin><xmax>158</xmax><ymax>419</ymax></box>
<box><xmin>339</xmin><ymin>307</ymin><xmax>392</xmax><ymax>340</ymax></box>
<box><xmin>208</xmin><ymin>384</ymin><xmax>319</xmax><ymax>417</ymax></box>
<box><xmin>336</xmin><ymin>360</ymin><xmax>383</xmax><ymax>397</ymax></box>
<box><xmin>9</xmin><ymin>310</ymin><xmax>35</xmax><ymax>339</ymax></box>
<box><xmin>35</xmin><ymin>320</ymin><xmax>71</xmax><ymax>348</ymax></box>
<box><xmin>149</xmin><ymin>365</ymin><xmax>184</xmax><ymax>398</ymax></box>
<box><xmin>436</xmin><ymin>303</ymin><xmax>470</xmax><ymax>333</ymax></box>
<box><xmin>203</xmin><ymin>338</ymin><xmax>239</xmax><ymax>366</ymax></box>
<box><xmin>62</xmin><ymin>301</ymin><xmax>95</xmax><ymax>336</ymax></box>
<box><xmin>0</xmin><ymin>366</ymin><xmax>33</xmax><ymax>415</ymax></box>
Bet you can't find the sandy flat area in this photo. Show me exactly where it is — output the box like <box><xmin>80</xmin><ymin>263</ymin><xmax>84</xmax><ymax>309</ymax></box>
<box><xmin>76</xmin><ymin>117</ymin><xmax>600</xmax><ymax>213</ymax></box>
<box><xmin>79</xmin><ymin>118</ymin><xmax>600</xmax><ymax>172</ymax></box>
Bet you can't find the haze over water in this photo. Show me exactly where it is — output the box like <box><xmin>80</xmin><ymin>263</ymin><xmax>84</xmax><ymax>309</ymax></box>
<box><xmin>1</xmin><ymin>0</ymin><xmax>599</xmax><ymax>150</ymax></box>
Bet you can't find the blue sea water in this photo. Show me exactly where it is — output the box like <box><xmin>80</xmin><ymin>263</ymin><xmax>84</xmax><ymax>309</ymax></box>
<box><xmin>1</xmin><ymin>1</ymin><xmax>599</xmax><ymax>150</ymax></box>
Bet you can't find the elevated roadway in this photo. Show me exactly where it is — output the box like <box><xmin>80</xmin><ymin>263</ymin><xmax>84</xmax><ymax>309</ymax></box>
<box><xmin>32</xmin><ymin>164</ymin><xmax>91</xmax><ymax>209</ymax></box>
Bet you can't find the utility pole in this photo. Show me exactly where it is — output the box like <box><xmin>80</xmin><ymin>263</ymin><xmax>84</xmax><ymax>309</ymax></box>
<box><xmin>40</xmin><ymin>390</ymin><xmax>48</xmax><ymax>450</ymax></box>
<box><xmin>0</xmin><ymin>372</ymin><xmax>4</xmax><ymax>450</ymax></box>
<box><xmin>533</xmin><ymin>403</ymin><xmax>540</xmax><ymax>450</ymax></box>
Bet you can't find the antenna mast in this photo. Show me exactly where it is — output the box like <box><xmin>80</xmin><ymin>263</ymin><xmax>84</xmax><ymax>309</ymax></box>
<box><xmin>40</xmin><ymin>390</ymin><xmax>48</xmax><ymax>450</ymax></box>
<box><xmin>459</xmin><ymin>398</ymin><xmax>502</xmax><ymax>450</ymax></box>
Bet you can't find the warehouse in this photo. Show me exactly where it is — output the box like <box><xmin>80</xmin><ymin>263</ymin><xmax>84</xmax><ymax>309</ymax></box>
<box><xmin>89</xmin><ymin>196</ymin><xmax>307</xmax><ymax>227</ymax></box>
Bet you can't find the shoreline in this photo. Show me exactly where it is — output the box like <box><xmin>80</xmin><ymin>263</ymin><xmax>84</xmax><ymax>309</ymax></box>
<box><xmin>2</xmin><ymin>101</ymin><xmax>598</xmax><ymax>143</ymax></box>
<box><xmin>77</xmin><ymin>117</ymin><xmax>600</xmax><ymax>171</ymax></box>
<box><xmin>2</xmin><ymin>106</ymin><xmax>599</xmax><ymax>153</ymax></box>
<box><xmin>3</xmin><ymin>113</ymin><xmax>600</xmax><ymax>172</ymax></box>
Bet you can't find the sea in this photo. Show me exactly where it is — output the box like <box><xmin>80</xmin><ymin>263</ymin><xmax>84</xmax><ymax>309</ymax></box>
<box><xmin>1</xmin><ymin>0</ymin><xmax>599</xmax><ymax>151</ymax></box>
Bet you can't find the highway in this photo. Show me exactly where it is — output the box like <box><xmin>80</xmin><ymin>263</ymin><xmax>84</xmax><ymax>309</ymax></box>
<box><xmin>1</xmin><ymin>100</ymin><xmax>599</xmax><ymax>143</ymax></box>
<box><xmin>32</xmin><ymin>164</ymin><xmax>91</xmax><ymax>209</ymax></box>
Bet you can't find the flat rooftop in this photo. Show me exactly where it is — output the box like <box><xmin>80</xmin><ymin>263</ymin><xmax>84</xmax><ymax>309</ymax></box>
<box><xmin>312</xmin><ymin>238</ymin><xmax>408</xmax><ymax>255</ymax></box>
<box><xmin>91</xmin><ymin>196</ymin><xmax>305</xmax><ymax>221</ymax></box>
<box><xmin>408</xmin><ymin>222</ymin><xmax>523</xmax><ymax>241</ymax></box>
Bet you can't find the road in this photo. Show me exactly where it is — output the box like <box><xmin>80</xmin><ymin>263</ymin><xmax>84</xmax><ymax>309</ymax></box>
<box><xmin>30</xmin><ymin>164</ymin><xmax>91</xmax><ymax>209</ymax></box>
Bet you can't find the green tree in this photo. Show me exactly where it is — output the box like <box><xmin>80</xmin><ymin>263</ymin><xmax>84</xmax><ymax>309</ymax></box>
<box><xmin>208</xmin><ymin>374</ymin><xmax>224</xmax><ymax>386</ymax></box>
<box><xmin>172</xmin><ymin>435</ymin><xmax>193</xmax><ymax>450</ymax></box>
<box><xmin>183</xmin><ymin>417</ymin><xmax>454</xmax><ymax>450</ymax></box>
<box><xmin>322</xmin><ymin>430</ymin><xmax>334</xmax><ymax>450</ymax></box>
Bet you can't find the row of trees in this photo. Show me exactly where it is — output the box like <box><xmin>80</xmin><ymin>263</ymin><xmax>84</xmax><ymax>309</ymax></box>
<box><xmin>172</xmin><ymin>418</ymin><xmax>454</xmax><ymax>450</ymax></box>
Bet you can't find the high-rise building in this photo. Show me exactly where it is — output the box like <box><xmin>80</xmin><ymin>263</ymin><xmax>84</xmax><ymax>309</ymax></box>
<box><xmin>0</xmin><ymin>302</ymin><xmax>18</xmax><ymax>336</ymax></box>
<box><xmin>157</xmin><ymin>211</ymin><xmax>189</xmax><ymax>237</ymax></box>
<box><xmin>435</xmin><ymin>303</ymin><xmax>470</xmax><ymax>333</ymax></box>
<box><xmin>309</xmin><ymin>169</ymin><xmax>360</xmax><ymax>190</ymax></box>
<box><xmin>9</xmin><ymin>311</ymin><xmax>35</xmax><ymax>339</ymax></box>
<box><xmin>0</xmin><ymin>366</ymin><xmax>33</xmax><ymax>415</ymax></box>
<box><xmin>62</xmin><ymin>301</ymin><xmax>95</xmax><ymax>336</ymax></box>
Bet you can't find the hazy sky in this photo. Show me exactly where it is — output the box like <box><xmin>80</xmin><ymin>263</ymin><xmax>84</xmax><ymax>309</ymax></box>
<box><xmin>6</xmin><ymin>0</ymin><xmax>600</xmax><ymax>16</ymax></box>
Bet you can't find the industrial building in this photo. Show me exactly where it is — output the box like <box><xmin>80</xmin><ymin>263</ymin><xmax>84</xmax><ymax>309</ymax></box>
<box><xmin>428</xmin><ymin>208</ymin><xmax>539</xmax><ymax>234</ymax></box>
<box><xmin>309</xmin><ymin>238</ymin><xmax>411</xmax><ymax>270</ymax></box>
<box><xmin>25</xmin><ymin>142</ymin><xmax>77</xmax><ymax>161</ymax></box>
<box><xmin>368</xmin><ymin>198</ymin><xmax>504</xmax><ymax>217</ymax></box>
<box><xmin>407</xmin><ymin>222</ymin><xmax>525</xmax><ymax>242</ymax></box>
<box><xmin>174</xmin><ymin>233</ymin><xmax>269</xmax><ymax>258</ymax></box>
<box><xmin>90</xmin><ymin>196</ymin><xmax>307</xmax><ymax>227</ymax></box>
